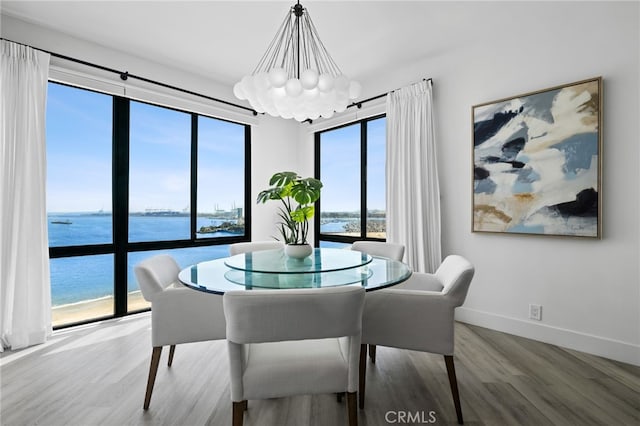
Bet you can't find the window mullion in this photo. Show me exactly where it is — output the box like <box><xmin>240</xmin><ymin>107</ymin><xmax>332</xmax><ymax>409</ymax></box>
<box><xmin>314</xmin><ymin>131</ymin><xmax>321</xmax><ymax>247</ymax></box>
<box><xmin>244</xmin><ymin>125</ymin><xmax>253</xmax><ymax>241</ymax></box>
<box><xmin>112</xmin><ymin>96</ymin><xmax>130</xmax><ymax>317</ymax></box>
<box><xmin>361</xmin><ymin>120</ymin><xmax>367</xmax><ymax>239</ymax></box>
<box><xmin>191</xmin><ymin>115</ymin><xmax>198</xmax><ymax>240</ymax></box>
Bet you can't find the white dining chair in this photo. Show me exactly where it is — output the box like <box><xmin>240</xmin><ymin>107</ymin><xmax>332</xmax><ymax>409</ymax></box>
<box><xmin>359</xmin><ymin>255</ymin><xmax>475</xmax><ymax>425</ymax></box>
<box><xmin>134</xmin><ymin>254</ymin><xmax>226</xmax><ymax>410</ymax></box>
<box><xmin>350</xmin><ymin>240</ymin><xmax>405</xmax><ymax>263</ymax></box>
<box><xmin>350</xmin><ymin>240</ymin><xmax>406</xmax><ymax>363</ymax></box>
<box><xmin>223</xmin><ymin>286</ymin><xmax>365</xmax><ymax>426</ymax></box>
<box><xmin>229</xmin><ymin>241</ymin><xmax>284</xmax><ymax>255</ymax></box>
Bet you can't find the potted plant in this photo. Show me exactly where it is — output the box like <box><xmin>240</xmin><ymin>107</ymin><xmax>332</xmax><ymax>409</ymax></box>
<box><xmin>257</xmin><ymin>171</ymin><xmax>322</xmax><ymax>258</ymax></box>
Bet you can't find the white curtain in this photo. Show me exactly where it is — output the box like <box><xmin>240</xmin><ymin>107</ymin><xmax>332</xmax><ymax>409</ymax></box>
<box><xmin>386</xmin><ymin>79</ymin><xmax>441</xmax><ymax>273</ymax></box>
<box><xmin>0</xmin><ymin>40</ymin><xmax>52</xmax><ymax>351</ymax></box>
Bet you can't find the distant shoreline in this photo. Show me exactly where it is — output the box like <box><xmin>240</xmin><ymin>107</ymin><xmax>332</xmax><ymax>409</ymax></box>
<box><xmin>48</xmin><ymin>211</ymin><xmax>240</xmax><ymax>217</ymax></box>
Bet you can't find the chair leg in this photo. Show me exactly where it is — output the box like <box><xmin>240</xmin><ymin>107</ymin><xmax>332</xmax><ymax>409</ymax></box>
<box><xmin>347</xmin><ymin>391</ymin><xmax>358</xmax><ymax>426</ymax></box>
<box><xmin>168</xmin><ymin>344</ymin><xmax>176</xmax><ymax>367</ymax></box>
<box><xmin>143</xmin><ymin>346</ymin><xmax>163</xmax><ymax>410</ymax></box>
<box><xmin>232</xmin><ymin>401</ymin><xmax>246</xmax><ymax>426</ymax></box>
<box><xmin>369</xmin><ymin>344</ymin><xmax>377</xmax><ymax>363</ymax></box>
<box><xmin>358</xmin><ymin>344</ymin><xmax>367</xmax><ymax>409</ymax></box>
<box><xmin>444</xmin><ymin>355</ymin><xmax>464</xmax><ymax>424</ymax></box>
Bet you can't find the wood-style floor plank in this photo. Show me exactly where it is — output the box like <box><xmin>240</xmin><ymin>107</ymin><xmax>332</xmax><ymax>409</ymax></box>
<box><xmin>1</xmin><ymin>313</ymin><xmax>638</xmax><ymax>425</ymax></box>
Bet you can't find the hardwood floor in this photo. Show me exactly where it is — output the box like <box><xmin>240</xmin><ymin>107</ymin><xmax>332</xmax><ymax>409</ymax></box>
<box><xmin>1</xmin><ymin>313</ymin><xmax>638</xmax><ymax>425</ymax></box>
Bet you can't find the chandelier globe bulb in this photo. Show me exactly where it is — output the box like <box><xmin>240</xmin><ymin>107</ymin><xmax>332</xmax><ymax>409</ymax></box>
<box><xmin>268</xmin><ymin>67</ymin><xmax>288</xmax><ymax>88</ymax></box>
<box><xmin>233</xmin><ymin>82</ymin><xmax>246</xmax><ymax>100</ymax></box>
<box><xmin>285</xmin><ymin>78</ymin><xmax>303</xmax><ymax>97</ymax></box>
<box><xmin>300</xmin><ymin>69</ymin><xmax>319</xmax><ymax>90</ymax></box>
<box><xmin>317</xmin><ymin>74</ymin><xmax>334</xmax><ymax>93</ymax></box>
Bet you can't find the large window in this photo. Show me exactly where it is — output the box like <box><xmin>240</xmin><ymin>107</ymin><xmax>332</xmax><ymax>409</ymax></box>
<box><xmin>46</xmin><ymin>82</ymin><xmax>250</xmax><ymax>327</ymax></box>
<box><xmin>315</xmin><ymin>115</ymin><xmax>386</xmax><ymax>246</ymax></box>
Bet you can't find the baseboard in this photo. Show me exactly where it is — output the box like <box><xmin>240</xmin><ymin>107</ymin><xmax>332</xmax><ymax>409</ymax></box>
<box><xmin>455</xmin><ymin>307</ymin><xmax>640</xmax><ymax>366</ymax></box>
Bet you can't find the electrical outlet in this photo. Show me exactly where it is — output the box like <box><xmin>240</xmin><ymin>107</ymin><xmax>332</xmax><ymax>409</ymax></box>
<box><xmin>529</xmin><ymin>304</ymin><xmax>542</xmax><ymax>321</ymax></box>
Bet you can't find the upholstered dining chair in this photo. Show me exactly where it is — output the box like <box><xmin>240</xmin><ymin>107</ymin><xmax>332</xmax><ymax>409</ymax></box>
<box><xmin>350</xmin><ymin>240</ymin><xmax>405</xmax><ymax>363</ymax></box>
<box><xmin>229</xmin><ymin>240</ymin><xmax>284</xmax><ymax>255</ymax></box>
<box><xmin>359</xmin><ymin>255</ymin><xmax>474</xmax><ymax>425</ymax></box>
<box><xmin>134</xmin><ymin>254</ymin><xmax>226</xmax><ymax>410</ymax></box>
<box><xmin>223</xmin><ymin>286</ymin><xmax>365</xmax><ymax>426</ymax></box>
<box><xmin>350</xmin><ymin>240</ymin><xmax>405</xmax><ymax>263</ymax></box>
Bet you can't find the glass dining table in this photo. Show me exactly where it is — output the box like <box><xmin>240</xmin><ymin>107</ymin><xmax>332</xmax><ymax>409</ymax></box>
<box><xmin>178</xmin><ymin>247</ymin><xmax>412</xmax><ymax>294</ymax></box>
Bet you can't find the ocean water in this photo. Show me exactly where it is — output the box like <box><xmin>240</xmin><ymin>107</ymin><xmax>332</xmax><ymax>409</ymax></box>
<box><xmin>47</xmin><ymin>214</ymin><xmax>374</xmax><ymax>306</ymax></box>
<box><xmin>48</xmin><ymin>213</ymin><xmax>236</xmax><ymax>306</ymax></box>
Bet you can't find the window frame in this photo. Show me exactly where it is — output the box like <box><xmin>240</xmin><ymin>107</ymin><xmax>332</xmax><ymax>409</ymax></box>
<box><xmin>313</xmin><ymin>114</ymin><xmax>386</xmax><ymax>246</ymax></box>
<box><xmin>47</xmin><ymin>81</ymin><xmax>252</xmax><ymax>328</ymax></box>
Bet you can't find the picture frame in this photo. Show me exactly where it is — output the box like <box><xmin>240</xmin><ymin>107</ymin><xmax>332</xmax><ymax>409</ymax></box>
<box><xmin>472</xmin><ymin>77</ymin><xmax>602</xmax><ymax>238</ymax></box>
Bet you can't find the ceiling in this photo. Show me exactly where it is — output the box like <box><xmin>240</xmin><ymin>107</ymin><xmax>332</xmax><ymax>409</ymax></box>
<box><xmin>1</xmin><ymin>1</ymin><xmax>502</xmax><ymax>88</ymax></box>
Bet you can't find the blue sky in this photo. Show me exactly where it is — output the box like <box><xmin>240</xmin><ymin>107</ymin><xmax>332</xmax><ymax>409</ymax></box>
<box><xmin>46</xmin><ymin>82</ymin><xmax>245</xmax><ymax>213</ymax></box>
<box><xmin>46</xmin><ymin>82</ymin><xmax>384</xmax><ymax>214</ymax></box>
<box><xmin>46</xmin><ymin>83</ymin><xmax>112</xmax><ymax>213</ymax></box>
<box><xmin>320</xmin><ymin>117</ymin><xmax>386</xmax><ymax>212</ymax></box>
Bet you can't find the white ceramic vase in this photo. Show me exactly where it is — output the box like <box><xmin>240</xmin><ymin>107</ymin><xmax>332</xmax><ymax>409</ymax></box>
<box><xmin>284</xmin><ymin>243</ymin><xmax>313</xmax><ymax>259</ymax></box>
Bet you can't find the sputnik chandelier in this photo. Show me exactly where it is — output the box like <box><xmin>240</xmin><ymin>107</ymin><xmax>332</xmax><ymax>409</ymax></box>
<box><xmin>233</xmin><ymin>1</ymin><xmax>361</xmax><ymax>121</ymax></box>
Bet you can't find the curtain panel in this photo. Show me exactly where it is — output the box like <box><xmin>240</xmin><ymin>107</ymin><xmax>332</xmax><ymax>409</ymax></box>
<box><xmin>386</xmin><ymin>80</ymin><xmax>441</xmax><ymax>272</ymax></box>
<box><xmin>0</xmin><ymin>40</ymin><xmax>52</xmax><ymax>351</ymax></box>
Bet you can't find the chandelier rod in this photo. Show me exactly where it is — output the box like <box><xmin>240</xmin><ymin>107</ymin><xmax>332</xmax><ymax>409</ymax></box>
<box><xmin>305</xmin><ymin>12</ymin><xmax>341</xmax><ymax>76</ymax></box>
<box><xmin>296</xmin><ymin>2</ymin><xmax>301</xmax><ymax>78</ymax></box>
<box><xmin>250</xmin><ymin>2</ymin><xmax>341</xmax><ymax>78</ymax></box>
<box><xmin>251</xmin><ymin>11</ymin><xmax>290</xmax><ymax>75</ymax></box>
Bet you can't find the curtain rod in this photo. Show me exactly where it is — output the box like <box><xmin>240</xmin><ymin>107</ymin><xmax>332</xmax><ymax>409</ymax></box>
<box><xmin>303</xmin><ymin>77</ymin><xmax>433</xmax><ymax>123</ymax></box>
<box><xmin>1</xmin><ymin>38</ymin><xmax>259</xmax><ymax>116</ymax></box>
<box><xmin>346</xmin><ymin>77</ymin><xmax>433</xmax><ymax>110</ymax></box>
<box><xmin>304</xmin><ymin>77</ymin><xmax>433</xmax><ymax>123</ymax></box>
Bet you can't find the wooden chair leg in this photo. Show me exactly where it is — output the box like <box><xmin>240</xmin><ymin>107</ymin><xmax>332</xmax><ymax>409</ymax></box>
<box><xmin>358</xmin><ymin>344</ymin><xmax>367</xmax><ymax>409</ymax></box>
<box><xmin>168</xmin><ymin>344</ymin><xmax>176</xmax><ymax>367</ymax></box>
<box><xmin>347</xmin><ymin>391</ymin><xmax>358</xmax><ymax>426</ymax></box>
<box><xmin>143</xmin><ymin>346</ymin><xmax>162</xmax><ymax>410</ymax></box>
<box><xmin>369</xmin><ymin>344</ymin><xmax>377</xmax><ymax>363</ymax></box>
<box><xmin>232</xmin><ymin>401</ymin><xmax>246</xmax><ymax>426</ymax></box>
<box><xmin>444</xmin><ymin>355</ymin><xmax>464</xmax><ymax>424</ymax></box>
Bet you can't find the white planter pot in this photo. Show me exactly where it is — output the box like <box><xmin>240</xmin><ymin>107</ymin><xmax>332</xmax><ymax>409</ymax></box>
<box><xmin>284</xmin><ymin>243</ymin><xmax>313</xmax><ymax>259</ymax></box>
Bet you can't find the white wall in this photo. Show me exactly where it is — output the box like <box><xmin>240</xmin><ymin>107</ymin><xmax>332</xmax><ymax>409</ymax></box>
<box><xmin>251</xmin><ymin>115</ymin><xmax>300</xmax><ymax>241</ymax></box>
<box><xmin>349</xmin><ymin>1</ymin><xmax>639</xmax><ymax>365</ymax></box>
<box><xmin>3</xmin><ymin>2</ymin><xmax>639</xmax><ymax>365</ymax></box>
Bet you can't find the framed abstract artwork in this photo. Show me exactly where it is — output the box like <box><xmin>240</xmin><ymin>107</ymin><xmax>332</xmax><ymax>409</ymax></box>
<box><xmin>472</xmin><ymin>77</ymin><xmax>602</xmax><ymax>238</ymax></box>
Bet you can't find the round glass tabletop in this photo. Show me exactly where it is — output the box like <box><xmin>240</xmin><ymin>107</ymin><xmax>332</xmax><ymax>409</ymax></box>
<box><xmin>179</xmin><ymin>248</ymin><xmax>412</xmax><ymax>294</ymax></box>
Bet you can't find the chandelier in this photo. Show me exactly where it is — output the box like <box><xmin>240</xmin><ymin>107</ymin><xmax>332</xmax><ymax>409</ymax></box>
<box><xmin>233</xmin><ymin>1</ymin><xmax>362</xmax><ymax>122</ymax></box>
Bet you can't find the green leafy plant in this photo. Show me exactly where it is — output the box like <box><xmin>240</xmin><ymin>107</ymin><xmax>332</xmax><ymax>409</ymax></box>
<box><xmin>257</xmin><ymin>171</ymin><xmax>323</xmax><ymax>244</ymax></box>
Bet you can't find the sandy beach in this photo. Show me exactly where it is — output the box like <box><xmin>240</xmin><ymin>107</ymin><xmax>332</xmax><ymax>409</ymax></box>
<box><xmin>52</xmin><ymin>291</ymin><xmax>150</xmax><ymax>327</ymax></box>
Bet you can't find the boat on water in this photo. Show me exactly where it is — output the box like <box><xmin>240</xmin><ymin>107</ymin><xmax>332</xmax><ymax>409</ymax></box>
<box><xmin>51</xmin><ymin>220</ymin><xmax>72</xmax><ymax>225</ymax></box>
